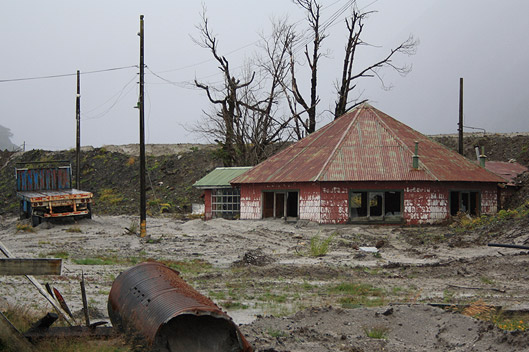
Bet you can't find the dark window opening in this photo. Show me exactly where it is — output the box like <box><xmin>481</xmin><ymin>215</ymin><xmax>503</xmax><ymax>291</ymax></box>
<box><xmin>286</xmin><ymin>192</ymin><xmax>299</xmax><ymax>218</ymax></box>
<box><xmin>350</xmin><ymin>192</ymin><xmax>368</xmax><ymax>217</ymax></box>
<box><xmin>384</xmin><ymin>191</ymin><xmax>402</xmax><ymax>217</ymax></box>
<box><xmin>450</xmin><ymin>191</ymin><xmax>480</xmax><ymax>216</ymax></box>
<box><xmin>350</xmin><ymin>190</ymin><xmax>402</xmax><ymax>222</ymax></box>
<box><xmin>369</xmin><ymin>192</ymin><xmax>383</xmax><ymax>217</ymax></box>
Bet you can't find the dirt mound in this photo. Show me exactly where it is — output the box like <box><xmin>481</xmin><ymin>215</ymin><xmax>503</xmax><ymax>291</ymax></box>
<box><xmin>241</xmin><ymin>305</ymin><xmax>529</xmax><ymax>352</ymax></box>
<box><xmin>0</xmin><ymin>145</ymin><xmax>223</xmax><ymax>216</ymax></box>
<box><xmin>505</xmin><ymin>172</ymin><xmax>529</xmax><ymax>209</ymax></box>
<box><xmin>233</xmin><ymin>248</ymin><xmax>274</xmax><ymax>267</ymax></box>
<box><xmin>102</xmin><ymin>143</ymin><xmax>216</xmax><ymax>157</ymax></box>
<box><xmin>432</xmin><ymin>133</ymin><xmax>529</xmax><ymax>168</ymax></box>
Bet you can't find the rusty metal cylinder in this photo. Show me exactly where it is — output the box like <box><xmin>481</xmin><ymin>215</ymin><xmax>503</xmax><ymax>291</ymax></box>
<box><xmin>108</xmin><ymin>261</ymin><xmax>252</xmax><ymax>351</ymax></box>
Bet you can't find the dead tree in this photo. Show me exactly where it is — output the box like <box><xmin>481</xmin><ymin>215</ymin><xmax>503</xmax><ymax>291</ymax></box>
<box><xmin>194</xmin><ymin>11</ymin><xmax>295</xmax><ymax>166</ymax></box>
<box><xmin>287</xmin><ymin>0</ymin><xmax>325</xmax><ymax>138</ymax></box>
<box><xmin>334</xmin><ymin>8</ymin><xmax>417</xmax><ymax>118</ymax></box>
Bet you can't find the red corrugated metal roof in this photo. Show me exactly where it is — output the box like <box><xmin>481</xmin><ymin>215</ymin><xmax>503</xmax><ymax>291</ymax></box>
<box><xmin>484</xmin><ymin>161</ymin><xmax>528</xmax><ymax>185</ymax></box>
<box><xmin>232</xmin><ymin>104</ymin><xmax>505</xmax><ymax>184</ymax></box>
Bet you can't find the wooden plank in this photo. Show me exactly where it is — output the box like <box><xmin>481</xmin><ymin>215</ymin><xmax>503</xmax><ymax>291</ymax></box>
<box><xmin>0</xmin><ymin>241</ymin><xmax>75</xmax><ymax>326</ymax></box>
<box><xmin>0</xmin><ymin>259</ymin><xmax>62</xmax><ymax>276</ymax></box>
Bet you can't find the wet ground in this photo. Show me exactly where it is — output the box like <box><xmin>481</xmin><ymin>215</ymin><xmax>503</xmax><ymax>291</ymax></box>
<box><xmin>1</xmin><ymin>215</ymin><xmax>529</xmax><ymax>351</ymax></box>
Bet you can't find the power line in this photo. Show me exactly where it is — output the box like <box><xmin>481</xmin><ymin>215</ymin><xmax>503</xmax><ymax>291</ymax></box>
<box><xmin>155</xmin><ymin>0</ymin><xmax>353</xmax><ymax>75</ymax></box>
<box><xmin>83</xmin><ymin>74</ymin><xmax>138</xmax><ymax>120</ymax></box>
<box><xmin>0</xmin><ymin>65</ymin><xmax>137</xmax><ymax>83</ymax></box>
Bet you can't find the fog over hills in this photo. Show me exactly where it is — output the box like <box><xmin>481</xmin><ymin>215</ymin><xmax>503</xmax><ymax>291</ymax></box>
<box><xmin>0</xmin><ymin>125</ymin><xmax>17</xmax><ymax>151</ymax></box>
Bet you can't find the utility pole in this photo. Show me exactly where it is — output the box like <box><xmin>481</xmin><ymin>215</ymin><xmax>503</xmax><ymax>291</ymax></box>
<box><xmin>458</xmin><ymin>77</ymin><xmax>464</xmax><ymax>155</ymax></box>
<box><xmin>76</xmin><ymin>70</ymin><xmax>81</xmax><ymax>189</ymax></box>
<box><xmin>139</xmin><ymin>15</ymin><xmax>147</xmax><ymax>237</ymax></box>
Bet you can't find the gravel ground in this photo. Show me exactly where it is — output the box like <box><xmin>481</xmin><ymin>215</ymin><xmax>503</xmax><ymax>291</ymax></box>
<box><xmin>1</xmin><ymin>215</ymin><xmax>529</xmax><ymax>351</ymax></box>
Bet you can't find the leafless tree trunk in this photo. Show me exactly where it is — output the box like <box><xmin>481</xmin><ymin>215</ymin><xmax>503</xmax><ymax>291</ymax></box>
<box><xmin>193</xmin><ymin>10</ymin><xmax>296</xmax><ymax>166</ymax></box>
<box><xmin>288</xmin><ymin>0</ymin><xmax>325</xmax><ymax>137</ymax></box>
<box><xmin>334</xmin><ymin>8</ymin><xmax>417</xmax><ymax>118</ymax></box>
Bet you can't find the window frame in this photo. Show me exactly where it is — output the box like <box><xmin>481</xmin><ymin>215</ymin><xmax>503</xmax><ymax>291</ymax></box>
<box><xmin>211</xmin><ymin>187</ymin><xmax>241</xmax><ymax>219</ymax></box>
<box><xmin>348</xmin><ymin>189</ymin><xmax>404</xmax><ymax>224</ymax></box>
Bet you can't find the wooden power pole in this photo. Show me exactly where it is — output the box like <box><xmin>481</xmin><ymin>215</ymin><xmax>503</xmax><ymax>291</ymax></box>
<box><xmin>139</xmin><ymin>15</ymin><xmax>147</xmax><ymax>237</ymax></box>
<box><xmin>458</xmin><ymin>77</ymin><xmax>464</xmax><ymax>155</ymax></box>
<box><xmin>76</xmin><ymin>70</ymin><xmax>81</xmax><ymax>188</ymax></box>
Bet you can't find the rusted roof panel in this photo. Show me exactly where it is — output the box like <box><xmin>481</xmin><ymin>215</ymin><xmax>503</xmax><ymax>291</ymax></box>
<box><xmin>484</xmin><ymin>161</ymin><xmax>528</xmax><ymax>184</ymax></box>
<box><xmin>232</xmin><ymin>104</ymin><xmax>505</xmax><ymax>184</ymax></box>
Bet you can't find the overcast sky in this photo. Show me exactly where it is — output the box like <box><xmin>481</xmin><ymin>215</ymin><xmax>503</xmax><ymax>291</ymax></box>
<box><xmin>1</xmin><ymin>0</ymin><xmax>528</xmax><ymax>150</ymax></box>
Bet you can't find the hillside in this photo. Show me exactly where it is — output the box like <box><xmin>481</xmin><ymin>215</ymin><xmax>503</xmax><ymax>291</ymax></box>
<box><xmin>0</xmin><ymin>133</ymin><xmax>528</xmax><ymax>216</ymax></box>
<box><xmin>0</xmin><ymin>145</ymin><xmax>223</xmax><ymax>216</ymax></box>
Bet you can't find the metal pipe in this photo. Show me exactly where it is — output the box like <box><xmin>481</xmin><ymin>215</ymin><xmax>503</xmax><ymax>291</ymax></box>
<box><xmin>488</xmin><ymin>243</ymin><xmax>529</xmax><ymax>250</ymax></box>
<box><xmin>412</xmin><ymin>141</ymin><xmax>419</xmax><ymax>169</ymax></box>
<box><xmin>108</xmin><ymin>262</ymin><xmax>252</xmax><ymax>351</ymax></box>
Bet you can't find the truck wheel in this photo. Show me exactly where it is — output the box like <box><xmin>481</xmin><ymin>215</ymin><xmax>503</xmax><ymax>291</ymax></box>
<box><xmin>31</xmin><ymin>215</ymin><xmax>41</xmax><ymax>227</ymax></box>
<box><xmin>86</xmin><ymin>204</ymin><xmax>92</xmax><ymax>219</ymax></box>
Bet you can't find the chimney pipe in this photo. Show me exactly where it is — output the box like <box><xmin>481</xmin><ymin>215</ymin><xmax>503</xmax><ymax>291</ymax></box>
<box><xmin>412</xmin><ymin>141</ymin><xmax>419</xmax><ymax>169</ymax></box>
<box><xmin>474</xmin><ymin>145</ymin><xmax>480</xmax><ymax>162</ymax></box>
<box><xmin>479</xmin><ymin>146</ymin><xmax>487</xmax><ymax>167</ymax></box>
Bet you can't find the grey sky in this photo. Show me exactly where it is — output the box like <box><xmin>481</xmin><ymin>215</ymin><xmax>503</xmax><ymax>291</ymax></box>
<box><xmin>1</xmin><ymin>0</ymin><xmax>528</xmax><ymax>150</ymax></box>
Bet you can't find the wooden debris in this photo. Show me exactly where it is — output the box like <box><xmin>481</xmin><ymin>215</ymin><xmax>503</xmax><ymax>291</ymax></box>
<box><xmin>0</xmin><ymin>258</ymin><xmax>62</xmax><ymax>276</ymax></box>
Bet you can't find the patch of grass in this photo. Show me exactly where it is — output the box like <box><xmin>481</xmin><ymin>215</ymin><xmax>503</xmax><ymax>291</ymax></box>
<box><xmin>15</xmin><ymin>223</ymin><xmax>35</xmax><ymax>233</ymax></box>
<box><xmin>157</xmin><ymin>258</ymin><xmax>212</xmax><ymax>275</ymax></box>
<box><xmin>363</xmin><ymin>325</ymin><xmax>389</xmax><ymax>339</ymax></box>
<box><xmin>98</xmin><ymin>188</ymin><xmax>123</xmax><ymax>205</ymax></box>
<box><xmin>221</xmin><ymin>300</ymin><xmax>249</xmax><ymax>309</ymax></box>
<box><xmin>452</xmin><ymin>202</ymin><xmax>529</xmax><ymax>232</ymax></box>
<box><xmin>124</xmin><ymin>220</ymin><xmax>138</xmax><ymax>236</ymax></box>
<box><xmin>208</xmin><ymin>290</ymin><xmax>227</xmax><ymax>300</ymax></box>
<box><xmin>309</xmin><ymin>232</ymin><xmax>336</xmax><ymax>257</ymax></box>
<box><xmin>443</xmin><ymin>289</ymin><xmax>456</xmax><ymax>303</ymax></box>
<box><xmin>258</xmin><ymin>292</ymin><xmax>287</xmax><ymax>303</ymax></box>
<box><xmin>41</xmin><ymin>251</ymin><xmax>69</xmax><ymax>260</ymax></box>
<box><xmin>65</xmin><ymin>226</ymin><xmax>82</xmax><ymax>233</ymax></box>
<box><xmin>331</xmin><ymin>282</ymin><xmax>386</xmax><ymax>308</ymax></box>
<box><xmin>480</xmin><ymin>276</ymin><xmax>495</xmax><ymax>285</ymax></box>
<box><xmin>267</xmin><ymin>328</ymin><xmax>286</xmax><ymax>338</ymax></box>
<box><xmin>1</xmin><ymin>304</ymin><xmax>36</xmax><ymax>333</ymax></box>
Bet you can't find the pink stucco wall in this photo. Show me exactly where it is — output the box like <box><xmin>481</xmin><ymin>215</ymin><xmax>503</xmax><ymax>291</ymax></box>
<box><xmin>238</xmin><ymin>181</ymin><xmax>498</xmax><ymax>225</ymax></box>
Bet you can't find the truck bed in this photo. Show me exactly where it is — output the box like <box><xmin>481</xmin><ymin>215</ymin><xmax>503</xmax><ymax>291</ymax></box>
<box><xmin>18</xmin><ymin>189</ymin><xmax>93</xmax><ymax>202</ymax></box>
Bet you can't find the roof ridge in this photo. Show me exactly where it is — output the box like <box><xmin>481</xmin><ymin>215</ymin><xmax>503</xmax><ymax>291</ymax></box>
<box><xmin>369</xmin><ymin>106</ymin><xmax>439</xmax><ymax>181</ymax></box>
<box><xmin>314</xmin><ymin>107</ymin><xmax>362</xmax><ymax>181</ymax></box>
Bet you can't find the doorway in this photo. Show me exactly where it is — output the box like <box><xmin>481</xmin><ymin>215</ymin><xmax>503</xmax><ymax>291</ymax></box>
<box><xmin>262</xmin><ymin>190</ymin><xmax>299</xmax><ymax>219</ymax></box>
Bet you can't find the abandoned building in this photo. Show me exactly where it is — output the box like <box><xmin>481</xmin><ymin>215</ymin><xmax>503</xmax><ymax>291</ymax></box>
<box><xmin>228</xmin><ymin>104</ymin><xmax>506</xmax><ymax>225</ymax></box>
<box><xmin>193</xmin><ymin>167</ymin><xmax>252</xmax><ymax>220</ymax></box>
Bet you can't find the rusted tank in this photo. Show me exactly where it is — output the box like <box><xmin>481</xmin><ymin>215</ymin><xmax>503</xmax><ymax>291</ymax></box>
<box><xmin>108</xmin><ymin>261</ymin><xmax>252</xmax><ymax>351</ymax></box>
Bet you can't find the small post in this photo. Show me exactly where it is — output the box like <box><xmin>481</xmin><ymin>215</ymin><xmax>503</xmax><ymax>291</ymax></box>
<box><xmin>458</xmin><ymin>78</ymin><xmax>464</xmax><ymax>155</ymax></box>
<box><xmin>412</xmin><ymin>141</ymin><xmax>419</xmax><ymax>169</ymax></box>
<box><xmin>80</xmin><ymin>271</ymin><xmax>90</xmax><ymax>326</ymax></box>
<box><xmin>76</xmin><ymin>70</ymin><xmax>81</xmax><ymax>189</ymax></box>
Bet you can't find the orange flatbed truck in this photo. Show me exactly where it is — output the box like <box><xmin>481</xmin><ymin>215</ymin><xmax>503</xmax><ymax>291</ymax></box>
<box><xmin>16</xmin><ymin>161</ymin><xmax>93</xmax><ymax>227</ymax></box>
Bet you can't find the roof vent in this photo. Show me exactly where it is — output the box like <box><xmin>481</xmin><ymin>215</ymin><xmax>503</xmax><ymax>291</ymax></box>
<box><xmin>479</xmin><ymin>146</ymin><xmax>487</xmax><ymax>167</ymax></box>
<box><xmin>412</xmin><ymin>141</ymin><xmax>419</xmax><ymax>169</ymax></box>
